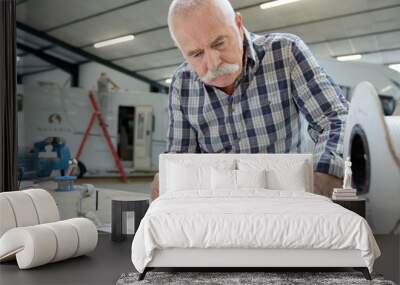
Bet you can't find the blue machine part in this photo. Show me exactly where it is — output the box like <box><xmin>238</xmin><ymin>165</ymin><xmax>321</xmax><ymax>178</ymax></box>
<box><xmin>18</xmin><ymin>137</ymin><xmax>72</xmax><ymax>180</ymax></box>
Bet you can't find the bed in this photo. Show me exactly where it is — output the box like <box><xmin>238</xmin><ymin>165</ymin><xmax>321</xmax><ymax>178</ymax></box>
<box><xmin>131</xmin><ymin>154</ymin><xmax>380</xmax><ymax>281</ymax></box>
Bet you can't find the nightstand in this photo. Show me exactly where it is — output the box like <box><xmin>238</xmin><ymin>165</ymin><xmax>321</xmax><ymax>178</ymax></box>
<box><xmin>111</xmin><ymin>197</ymin><xmax>149</xmax><ymax>242</ymax></box>
<box><xmin>332</xmin><ymin>198</ymin><xmax>366</xmax><ymax>218</ymax></box>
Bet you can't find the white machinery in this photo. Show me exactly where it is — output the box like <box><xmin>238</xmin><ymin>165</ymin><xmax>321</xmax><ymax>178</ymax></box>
<box><xmin>344</xmin><ymin>82</ymin><xmax>400</xmax><ymax>235</ymax></box>
<box><xmin>299</xmin><ymin>60</ymin><xmax>400</xmax><ymax>154</ymax></box>
<box><xmin>319</xmin><ymin>59</ymin><xmax>400</xmax><ymax>105</ymax></box>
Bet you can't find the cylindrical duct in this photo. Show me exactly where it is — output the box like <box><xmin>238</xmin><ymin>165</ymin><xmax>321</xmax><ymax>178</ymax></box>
<box><xmin>344</xmin><ymin>82</ymin><xmax>400</xmax><ymax>234</ymax></box>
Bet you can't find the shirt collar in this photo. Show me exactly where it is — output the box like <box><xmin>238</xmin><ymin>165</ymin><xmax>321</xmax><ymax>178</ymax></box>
<box><xmin>243</xmin><ymin>27</ymin><xmax>257</xmax><ymax>65</ymax></box>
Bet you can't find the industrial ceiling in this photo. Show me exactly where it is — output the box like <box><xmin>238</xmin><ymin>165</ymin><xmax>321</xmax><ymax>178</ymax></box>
<box><xmin>16</xmin><ymin>0</ymin><xmax>400</xmax><ymax>89</ymax></box>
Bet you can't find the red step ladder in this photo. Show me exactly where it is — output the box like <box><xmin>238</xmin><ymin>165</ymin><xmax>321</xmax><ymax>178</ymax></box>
<box><xmin>71</xmin><ymin>91</ymin><xmax>128</xmax><ymax>181</ymax></box>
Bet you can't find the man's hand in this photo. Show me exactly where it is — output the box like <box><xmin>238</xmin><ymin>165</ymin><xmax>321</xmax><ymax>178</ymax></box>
<box><xmin>149</xmin><ymin>173</ymin><xmax>159</xmax><ymax>203</ymax></box>
<box><xmin>313</xmin><ymin>172</ymin><xmax>341</xmax><ymax>197</ymax></box>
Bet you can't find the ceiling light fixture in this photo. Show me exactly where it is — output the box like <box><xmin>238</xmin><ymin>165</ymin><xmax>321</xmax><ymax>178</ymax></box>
<box><xmin>336</xmin><ymin>54</ymin><xmax>362</xmax><ymax>62</ymax></box>
<box><xmin>260</xmin><ymin>0</ymin><xmax>301</xmax><ymax>9</ymax></box>
<box><xmin>380</xmin><ymin>85</ymin><xmax>393</xmax><ymax>93</ymax></box>
<box><xmin>388</xmin><ymin>64</ymin><xmax>400</xmax><ymax>73</ymax></box>
<box><xmin>94</xmin><ymin>35</ymin><xmax>135</xmax><ymax>48</ymax></box>
<box><xmin>165</xmin><ymin>78</ymin><xmax>172</xmax><ymax>84</ymax></box>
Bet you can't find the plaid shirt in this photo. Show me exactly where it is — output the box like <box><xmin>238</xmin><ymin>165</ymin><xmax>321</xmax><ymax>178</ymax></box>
<box><xmin>166</xmin><ymin>30</ymin><xmax>349</xmax><ymax>178</ymax></box>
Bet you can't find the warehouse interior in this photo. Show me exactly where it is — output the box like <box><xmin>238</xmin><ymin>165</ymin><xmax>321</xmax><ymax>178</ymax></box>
<box><xmin>1</xmin><ymin>0</ymin><xmax>400</xmax><ymax>284</ymax></box>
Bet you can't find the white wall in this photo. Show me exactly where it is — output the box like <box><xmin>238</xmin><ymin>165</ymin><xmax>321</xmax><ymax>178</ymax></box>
<box><xmin>79</xmin><ymin>62</ymin><xmax>150</xmax><ymax>93</ymax></box>
<box><xmin>23</xmin><ymin>69</ymin><xmax>71</xmax><ymax>87</ymax></box>
<box><xmin>22</xmin><ymin>62</ymin><xmax>152</xmax><ymax>93</ymax></box>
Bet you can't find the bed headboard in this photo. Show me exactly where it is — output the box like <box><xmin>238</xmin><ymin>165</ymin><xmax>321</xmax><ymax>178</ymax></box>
<box><xmin>159</xmin><ymin>153</ymin><xmax>314</xmax><ymax>195</ymax></box>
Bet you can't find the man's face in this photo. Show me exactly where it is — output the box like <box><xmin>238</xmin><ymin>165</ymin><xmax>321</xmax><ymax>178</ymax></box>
<box><xmin>172</xmin><ymin>7</ymin><xmax>244</xmax><ymax>89</ymax></box>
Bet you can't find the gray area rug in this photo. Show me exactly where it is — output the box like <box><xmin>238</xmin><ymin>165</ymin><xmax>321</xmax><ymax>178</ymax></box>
<box><xmin>116</xmin><ymin>271</ymin><xmax>396</xmax><ymax>285</ymax></box>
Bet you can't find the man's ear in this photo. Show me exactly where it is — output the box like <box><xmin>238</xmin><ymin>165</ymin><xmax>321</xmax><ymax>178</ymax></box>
<box><xmin>235</xmin><ymin>12</ymin><xmax>244</xmax><ymax>37</ymax></box>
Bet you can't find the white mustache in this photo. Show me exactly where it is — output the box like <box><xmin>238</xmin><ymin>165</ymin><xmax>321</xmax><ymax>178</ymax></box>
<box><xmin>201</xmin><ymin>63</ymin><xmax>240</xmax><ymax>83</ymax></box>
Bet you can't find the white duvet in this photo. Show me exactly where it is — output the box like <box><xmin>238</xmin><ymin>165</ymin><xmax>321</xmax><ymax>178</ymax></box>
<box><xmin>131</xmin><ymin>190</ymin><xmax>380</xmax><ymax>273</ymax></box>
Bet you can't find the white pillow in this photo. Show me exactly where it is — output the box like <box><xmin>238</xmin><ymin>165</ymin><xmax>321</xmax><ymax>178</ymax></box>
<box><xmin>211</xmin><ymin>168</ymin><xmax>236</xmax><ymax>190</ymax></box>
<box><xmin>266</xmin><ymin>163</ymin><xmax>307</xmax><ymax>191</ymax></box>
<box><xmin>238</xmin><ymin>159</ymin><xmax>309</xmax><ymax>191</ymax></box>
<box><xmin>166</xmin><ymin>159</ymin><xmax>236</xmax><ymax>192</ymax></box>
<box><xmin>211</xmin><ymin>169</ymin><xmax>267</xmax><ymax>190</ymax></box>
<box><xmin>167</xmin><ymin>162</ymin><xmax>211</xmax><ymax>191</ymax></box>
<box><xmin>236</xmin><ymin>169</ymin><xmax>267</xmax><ymax>189</ymax></box>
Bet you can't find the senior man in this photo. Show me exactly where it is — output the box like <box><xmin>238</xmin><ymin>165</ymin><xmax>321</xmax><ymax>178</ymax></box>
<box><xmin>150</xmin><ymin>0</ymin><xmax>348</xmax><ymax>201</ymax></box>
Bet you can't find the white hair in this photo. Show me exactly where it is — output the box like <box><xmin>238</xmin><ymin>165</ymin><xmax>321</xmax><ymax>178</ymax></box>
<box><xmin>168</xmin><ymin>0</ymin><xmax>238</xmax><ymax>46</ymax></box>
<box><xmin>201</xmin><ymin>63</ymin><xmax>240</xmax><ymax>83</ymax></box>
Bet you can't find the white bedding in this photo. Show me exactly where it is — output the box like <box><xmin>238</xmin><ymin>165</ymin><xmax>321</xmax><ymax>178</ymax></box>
<box><xmin>131</xmin><ymin>190</ymin><xmax>380</xmax><ymax>273</ymax></box>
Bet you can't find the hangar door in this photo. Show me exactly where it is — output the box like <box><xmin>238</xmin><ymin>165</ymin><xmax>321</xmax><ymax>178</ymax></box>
<box><xmin>133</xmin><ymin>106</ymin><xmax>153</xmax><ymax>171</ymax></box>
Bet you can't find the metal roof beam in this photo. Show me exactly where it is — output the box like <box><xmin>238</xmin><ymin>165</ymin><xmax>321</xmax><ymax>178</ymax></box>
<box><xmin>17</xmin><ymin>42</ymin><xmax>79</xmax><ymax>86</ymax></box>
<box><xmin>17</xmin><ymin>22</ymin><xmax>168</xmax><ymax>93</ymax></box>
<box><xmin>17</xmin><ymin>44</ymin><xmax>54</xmax><ymax>58</ymax></box>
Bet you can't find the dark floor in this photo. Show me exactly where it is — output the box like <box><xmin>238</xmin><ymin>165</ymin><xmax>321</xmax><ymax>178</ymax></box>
<box><xmin>374</xmin><ymin>234</ymin><xmax>400</xmax><ymax>284</ymax></box>
<box><xmin>1</xmin><ymin>233</ymin><xmax>398</xmax><ymax>285</ymax></box>
<box><xmin>0</xmin><ymin>232</ymin><xmax>134</xmax><ymax>285</ymax></box>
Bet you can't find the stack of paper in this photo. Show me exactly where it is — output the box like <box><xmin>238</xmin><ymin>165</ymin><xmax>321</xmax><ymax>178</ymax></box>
<box><xmin>332</xmin><ymin>188</ymin><xmax>358</xmax><ymax>200</ymax></box>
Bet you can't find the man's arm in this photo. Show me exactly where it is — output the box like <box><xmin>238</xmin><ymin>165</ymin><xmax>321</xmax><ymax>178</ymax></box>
<box><xmin>288</xmin><ymin>35</ymin><xmax>349</xmax><ymax>192</ymax></box>
<box><xmin>166</xmin><ymin>75</ymin><xmax>200</xmax><ymax>153</ymax></box>
<box><xmin>107</xmin><ymin>77</ymin><xmax>120</xmax><ymax>90</ymax></box>
<box><xmin>150</xmin><ymin>75</ymin><xmax>200</xmax><ymax>202</ymax></box>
